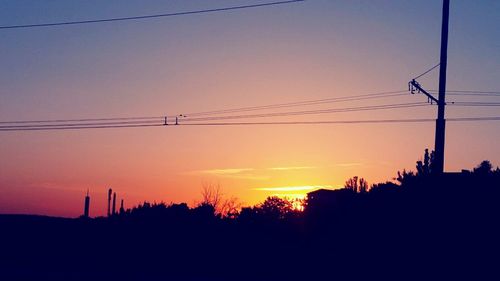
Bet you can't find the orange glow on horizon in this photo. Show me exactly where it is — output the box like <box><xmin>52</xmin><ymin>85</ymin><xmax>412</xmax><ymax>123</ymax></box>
<box><xmin>1</xmin><ymin>1</ymin><xmax>498</xmax><ymax>218</ymax></box>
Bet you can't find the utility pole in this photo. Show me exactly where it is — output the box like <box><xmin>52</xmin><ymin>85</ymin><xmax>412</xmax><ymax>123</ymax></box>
<box><xmin>434</xmin><ymin>0</ymin><xmax>450</xmax><ymax>174</ymax></box>
<box><xmin>409</xmin><ymin>0</ymin><xmax>449</xmax><ymax>174</ymax></box>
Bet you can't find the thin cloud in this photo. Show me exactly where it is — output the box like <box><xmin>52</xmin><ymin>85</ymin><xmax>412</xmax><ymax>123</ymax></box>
<box><xmin>335</xmin><ymin>162</ymin><xmax>363</xmax><ymax>167</ymax></box>
<box><xmin>224</xmin><ymin>174</ymin><xmax>270</xmax><ymax>180</ymax></box>
<box><xmin>268</xmin><ymin>166</ymin><xmax>317</xmax><ymax>171</ymax></box>
<box><xmin>28</xmin><ymin>182</ymin><xmax>84</xmax><ymax>192</ymax></box>
<box><xmin>187</xmin><ymin>168</ymin><xmax>268</xmax><ymax>180</ymax></box>
<box><xmin>253</xmin><ymin>185</ymin><xmax>333</xmax><ymax>192</ymax></box>
<box><xmin>271</xmin><ymin>193</ymin><xmax>308</xmax><ymax>199</ymax></box>
<box><xmin>198</xmin><ymin>168</ymin><xmax>254</xmax><ymax>175</ymax></box>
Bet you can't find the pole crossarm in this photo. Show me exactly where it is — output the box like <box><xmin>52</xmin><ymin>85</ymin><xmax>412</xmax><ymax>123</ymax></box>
<box><xmin>409</xmin><ymin>79</ymin><xmax>440</xmax><ymax>104</ymax></box>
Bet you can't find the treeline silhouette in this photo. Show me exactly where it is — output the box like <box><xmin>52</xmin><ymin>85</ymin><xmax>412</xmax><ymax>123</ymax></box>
<box><xmin>1</xmin><ymin>152</ymin><xmax>499</xmax><ymax>280</ymax></box>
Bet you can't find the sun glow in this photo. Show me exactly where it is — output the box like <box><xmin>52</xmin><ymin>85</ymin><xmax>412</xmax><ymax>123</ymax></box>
<box><xmin>252</xmin><ymin>185</ymin><xmax>337</xmax><ymax>211</ymax></box>
<box><xmin>253</xmin><ymin>185</ymin><xmax>333</xmax><ymax>192</ymax></box>
<box><xmin>272</xmin><ymin>193</ymin><xmax>307</xmax><ymax>211</ymax></box>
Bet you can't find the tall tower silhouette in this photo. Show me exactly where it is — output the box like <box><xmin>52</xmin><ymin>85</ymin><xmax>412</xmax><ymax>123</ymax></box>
<box><xmin>112</xmin><ymin>192</ymin><xmax>117</xmax><ymax>215</ymax></box>
<box><xmin>119</xmin><ymin>199</ymin><xmax>125</xmax><ymax>214</ymax></box>
<box><xmin>107</xmin><ymin>188</ymin><xmax>112</xmax><ymax>217</ymax></box>
<box><xmin>83</xmin><ymin>189</ymin><xmax>90</xmax><ymax>218</ymax></box>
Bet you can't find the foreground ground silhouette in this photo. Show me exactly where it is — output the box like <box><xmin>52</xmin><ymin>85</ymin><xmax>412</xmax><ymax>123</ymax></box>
<box><xmin>1</xmin><ymin>160</ymin><xmax>499</xmax><ymax>280</ymax></box>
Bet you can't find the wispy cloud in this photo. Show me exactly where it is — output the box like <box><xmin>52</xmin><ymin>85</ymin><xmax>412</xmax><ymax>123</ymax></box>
<box><xmin>271</xmin><ymin>193</ymin><xmax>308</xmax><ymax>199</ymax></box>
<box><xmin>187</xmin><ymin>168</ymin><xmax>268</xmax><ymax>180</ymax></box>
<box><xmin>335</xmin><ymin>162</ymin><xmax>363</xmax><ymax>167</ymax></box>
<box><xmin>253</xmin><ymin>185</ymin><xmax>333</xmax><ymax>192</ymax></box>
<box><xmin>268</xmin><ymin>166</ymin><xmax>317</xmax><ymax>171</ymax></box>
<box><xmin>28</xmin><ymin>182</ymin><xmax>82</xmax><ymax>191</ymax></box>
<box><xmin>198</xmin><ymin>168</ymin><xmax>254</xmax><ymax>175</ymax></box>
<box><xmin>226</xmin><ymin>174</ymin><xmax>270</xmax><ymax>180</ymax></box>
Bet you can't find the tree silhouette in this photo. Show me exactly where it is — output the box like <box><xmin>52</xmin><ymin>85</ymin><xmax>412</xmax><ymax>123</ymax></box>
<box><xmin>199</xmin><ymin>183</ymin><xmax>242</xmax><ymax>218</ymax></box>
<box><xmin>219</xmin><ymin>196</ymin><xmax>241</xmax><ymax>219</ymax></box>
<box><xmin>474</xmin><ymin>160</ymin><xmax>493</xmax><ymax>175</ymax></box>
<box><xmin>394</xmin><ymin>169</ymin><xmax>419</xmax><ymax>187</ymax></box>
<box><xmin>3</xmin><ymin>156</ymin><xmax>500</xmax><ymax>280</ymax></box>
<box><xmin>416</xmin><ymin>148</ymin><xmax>434</xmax><ymax>176</ymax></box>
<box><xmin>256</xmin><ymin>196</ymin><xmax>294</xmax><ymax>219</ymax></box>
<box><xmin>200</xmin><ymin>182</ymin><xmax>223</xmax><ymax>211</ymax></box>
<box><xmin>344</xmin><ymin>176</ymin><xmax>369</xmax><ymax>193</ymax></box>
<box><xmin>192</xmin><ymin>202</ymin><xmax>216</xmax><ymax>219</ymax></box>
<box><xmin>396</xmin><ymin>148</ymin><xmax>437</xmax><ymax>186</ymax></box>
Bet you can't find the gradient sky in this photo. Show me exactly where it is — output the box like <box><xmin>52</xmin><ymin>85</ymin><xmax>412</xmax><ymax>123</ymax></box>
<box><xmin>1</xmin><ymin>0</ymin><xmax>499</xmax><ymax>217</ymax></box>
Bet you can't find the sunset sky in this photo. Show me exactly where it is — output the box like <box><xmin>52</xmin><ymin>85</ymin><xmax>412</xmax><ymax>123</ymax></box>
<box><xmin>0</xmin><ymin>0</ymin><xmax>499</xmax><ymax>217</ymax></box>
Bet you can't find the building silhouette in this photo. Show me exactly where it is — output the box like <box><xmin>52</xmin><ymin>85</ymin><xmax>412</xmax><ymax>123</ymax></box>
<box><xmin>305</xmin><ymin>188</ymin><xmax>356</xmax><ymax>217</ymax></box>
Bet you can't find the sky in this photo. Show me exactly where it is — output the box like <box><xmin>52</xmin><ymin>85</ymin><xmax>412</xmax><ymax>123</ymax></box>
<box><xmin>0</xmin><ymin>0</ymin><xmax>499</xmax><ymax>217</ymax></box>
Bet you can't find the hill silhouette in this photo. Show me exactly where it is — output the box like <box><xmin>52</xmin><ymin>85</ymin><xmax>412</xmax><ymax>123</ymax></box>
<box><xmin>1</xmin><ymin>157</ymin><xmax>499</xmax><ymax>280</ymax></box>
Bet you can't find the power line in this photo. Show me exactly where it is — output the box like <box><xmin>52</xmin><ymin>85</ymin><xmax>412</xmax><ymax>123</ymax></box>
<box><xmin>1</xmin><ymin>116</ymin><xmax>499</xmax><ymax>131</ymax></box>
<box><xmin>183</xmin><ymin>116</ymin><xmax>500</xmax><ymax>126</ymax></box>
<box><xmin>0</xmin><ymin>116</ymin><xmax>163</xmax><ymax>125</ymax></box>
<box><xmin>430</xmin><ymin>90</ymin><xmax>500</xmax><ymax>97</ymax></box>
<box><xmin>446</xmin><ymin>90</ymin><xmax>500</xmax><ymax>94</ymax></box>
<box><xmin>185</xmin><ymin>119</ymin><xmax>437</xmax><ymax>126</ymax></box>
<box><xmin>1</xmin><ymin>89</ymin><xmax>499</xmax><ymax>127</ymax></box>
<box><xmin>0</xmin><ymin>102</ymin><xmax>430</xmax><ymax>129</ymax></box>
<box><xmin>447</xmin><ymin>116</ymin><xmax>500</xmax><ymax>121</ymax></box>
<box><xmin>448</xmin><ymin>93</ymin><xmax>500</xmax><ymax>97</ymax></box>
<box><xmin>0</xmin><ymin>90</ymin><xmax>408</xmax><ymax>124</ymax></box>
<box><xmin>182</xmin><ymin>90</ymin><xmax>408</xmax><ymax>117</ymax></box>
<box><xmin>0</xmin><ymin>0</ymin><xmax>305</xmax><ymax>30</ymax></box>
<box><xmin>0</xmin><ymin>120</ymin><xmax>160</xmax><ymax>129</ymax></box>
<box><xmin>413</xmin><ymin>63</ymin><xmax>440</xmax><ymax>80</ymax></box>
<box><xmin>181</xmin><ymin>102</ymin><xmax>431</xmax><ymax>122</ymax></box>
<box><xmin>0</xmin><ymin>124</ymin><xmax>164</xmax><ymax>131</ymax></box>
<box><xmin>0</xmin><ymin>90</ymin><xmax>410</xmax><ymax>125</ymax></box>
<box><xmin>2</xmin><ymin>89</ymin><xmax>498</xmax><ymax>126</ymax></box>
<box><xmin>449</xmin><ymin>102</ymin><xmax>500</xmax><ymax>107</ymax></box>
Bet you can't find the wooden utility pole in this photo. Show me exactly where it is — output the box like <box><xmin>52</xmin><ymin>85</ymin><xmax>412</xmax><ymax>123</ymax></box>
<box><xmin>409</xmin><ymin>0</ymin><xmax>450</xmax><ymax>174</ymax></box>
<box><xmin>434</xmin><ymin>0</ymin><xmax>450</xmax><ymax>174</ymax></box>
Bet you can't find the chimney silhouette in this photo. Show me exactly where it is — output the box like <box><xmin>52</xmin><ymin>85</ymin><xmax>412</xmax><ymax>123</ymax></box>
<box><xmin>107</xmin><ymin>188</ymin><xmax>112</xmax><ymax>217</ymax></box>
<box><xmin>119</xmin><ymin>199</ymin><xmax>125</xmax><ymax>215</ymax></box>
<box><xmin>112</xmin><ymin>192</ymin><xmax>117</xmax><ymax>215</ymax></box>
<box><xmin>83</xmin><ymin>189</ymin><xmax>90</xmax><ymax>218</ymax></box>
